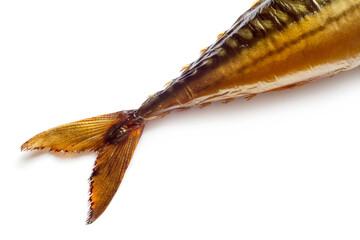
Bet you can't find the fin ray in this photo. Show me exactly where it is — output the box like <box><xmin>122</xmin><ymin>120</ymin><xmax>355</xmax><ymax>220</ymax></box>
<box><xmin>87</xmin><ymin>125</ymin><xmax>144</xmax><ymax>224</ymax></box>
<box><xmin>21</xmin><ymin>112</ymin><xmax>128</xmax><ymax>152</ymax></box>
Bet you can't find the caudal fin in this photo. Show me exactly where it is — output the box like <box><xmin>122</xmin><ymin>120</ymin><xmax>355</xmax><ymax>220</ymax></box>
<box><xmin>21</xmin><ymin>110</ymin><xmax>145</xmax><ymax>223</ymax></box>
<box><xmin>87</xmin><ymin>125</ymin><xmax>143</xmax><ymax>223</ymax></box>
<box><xmin>21</xmin><ymin>111</ymin><xmax>130</xmax><ymax>152</ymax></box>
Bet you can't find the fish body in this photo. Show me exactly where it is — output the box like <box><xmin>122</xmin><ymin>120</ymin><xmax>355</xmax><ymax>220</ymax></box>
<box><xmin>21</xmin><ymin>0</ymin><xmax>360</xmax><ymax>223</ymax></box>
<box><xmin>138</xmin><ymin>0</ymin><xmax>360</xmax><ymax>118</ymax></box>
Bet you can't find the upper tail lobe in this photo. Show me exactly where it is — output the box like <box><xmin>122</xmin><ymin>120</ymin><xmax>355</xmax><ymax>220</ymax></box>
<box><xmin>21</xmin><ymin>110</ymin><xmax>145</xmax><ymax>223</ymax></box>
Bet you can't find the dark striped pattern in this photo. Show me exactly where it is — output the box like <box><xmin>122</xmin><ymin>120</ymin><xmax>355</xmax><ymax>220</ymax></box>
<box><xmin>236</xmin><ymin>1</ymin><xmax>360</xmax><ymax>74</ymax></box>
<box><xmin>175</xmin><ymin>0</ymin><xmax>332</xmax><ymax>83</ymax></box>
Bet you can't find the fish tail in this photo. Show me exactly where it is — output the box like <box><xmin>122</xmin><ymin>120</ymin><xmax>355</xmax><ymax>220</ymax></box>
<box><xmin>21</xmin><ymin>110</ymin><xmax>145</xmax><ymax>224</ymax></box>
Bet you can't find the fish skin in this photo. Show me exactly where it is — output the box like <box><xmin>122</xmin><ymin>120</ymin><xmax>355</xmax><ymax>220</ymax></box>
<box><xmin>137</xmin><ymin>0</ymin><xmax>360</xmax><ymax>119</ymax></box>
<box><xmin>21</xmin><ymin>0</ymin><xmax>360</xmax><ymax>223</ymax></box>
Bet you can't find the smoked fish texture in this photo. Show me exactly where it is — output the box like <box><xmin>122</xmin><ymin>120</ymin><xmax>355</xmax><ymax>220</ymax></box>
<box><xmin>21</xmin><ymin>0</ymin><xmax>360</xmax><ymax>223</ymax></box>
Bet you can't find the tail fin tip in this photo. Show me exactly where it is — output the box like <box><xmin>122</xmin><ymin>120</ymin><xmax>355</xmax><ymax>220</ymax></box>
<box><xmin>20</xmin><ymin>111</ymin><xmax>128</xmax><ymax>153</ymax></box>
<box><xmin>86</xmin><ymin>123</ymin><xmax>144</xmax><ymax>224</ymax></box>
<box><xmin>21</xmin><ymin>110</ymin><xmax>145</xmax><ymax>224</ymax></box>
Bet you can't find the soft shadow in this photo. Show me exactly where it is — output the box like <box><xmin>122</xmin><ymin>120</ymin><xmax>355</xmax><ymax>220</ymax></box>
<box><xmin>145</xmin><ymin>66</ymin><xmax>360</xmax><ymax>131</ymax></box>
<box><xmin>19</xmin><ymin>66</ymin><xmax>360</xmax><ymax>163</ymax></box>
<box><xmin>20</xmin><ymin>148</ymin><xmax>97</xmax><ymax>165</ymax></box>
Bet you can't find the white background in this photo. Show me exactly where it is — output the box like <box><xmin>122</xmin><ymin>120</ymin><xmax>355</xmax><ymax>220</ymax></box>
<box><xmin>1</xmin><ymin>0</ymin><xmax>360</xmax><ymax>239</ymax></box>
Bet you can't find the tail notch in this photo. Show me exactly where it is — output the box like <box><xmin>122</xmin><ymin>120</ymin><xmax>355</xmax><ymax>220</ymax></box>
<box><xmin>21</xmin><ymin>110</ymin><xmax>145</xmax><ymax>224</ymax></box>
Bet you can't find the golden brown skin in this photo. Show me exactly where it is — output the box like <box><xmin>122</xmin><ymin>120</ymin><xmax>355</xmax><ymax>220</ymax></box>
<box><xmin>22</xmin><ymin>110</ymin><xmax>145</xmax><ymax>224</ymax></box>
<box><xmin>21</xmin><ymin>0</ymin><xmax>360</xmax><ymax>223</ymax></box>
<box><xmin>138</xmin><ymin>0</ymin><xmax>360</xmax><ymax>119</ymax></box>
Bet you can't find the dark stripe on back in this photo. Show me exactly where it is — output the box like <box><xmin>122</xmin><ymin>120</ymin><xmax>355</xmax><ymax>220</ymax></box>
<box><xmin>235</xmin><ymin>0</ymin><xmax>359</xmax><ymax>74</ymax></box>
<box><xmin>174</xmin><ymin>0</ymin><xmax>332</xmax><ymax>86</ymax></box>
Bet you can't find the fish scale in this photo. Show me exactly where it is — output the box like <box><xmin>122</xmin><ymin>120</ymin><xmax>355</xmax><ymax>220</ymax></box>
<box><xmin>137</xmin><ymin>0</ymin><xmax>360</xmax><ymax>118</ymax></box>
<box><xmin>184</xmin><ymin>0</ymin><xmax>328</xmax><ymax>73</ymax></box>
<box><xmin>22</xmin><ymin>0</ymin><xmax>360</xmax><ymax>223</ymax></box>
